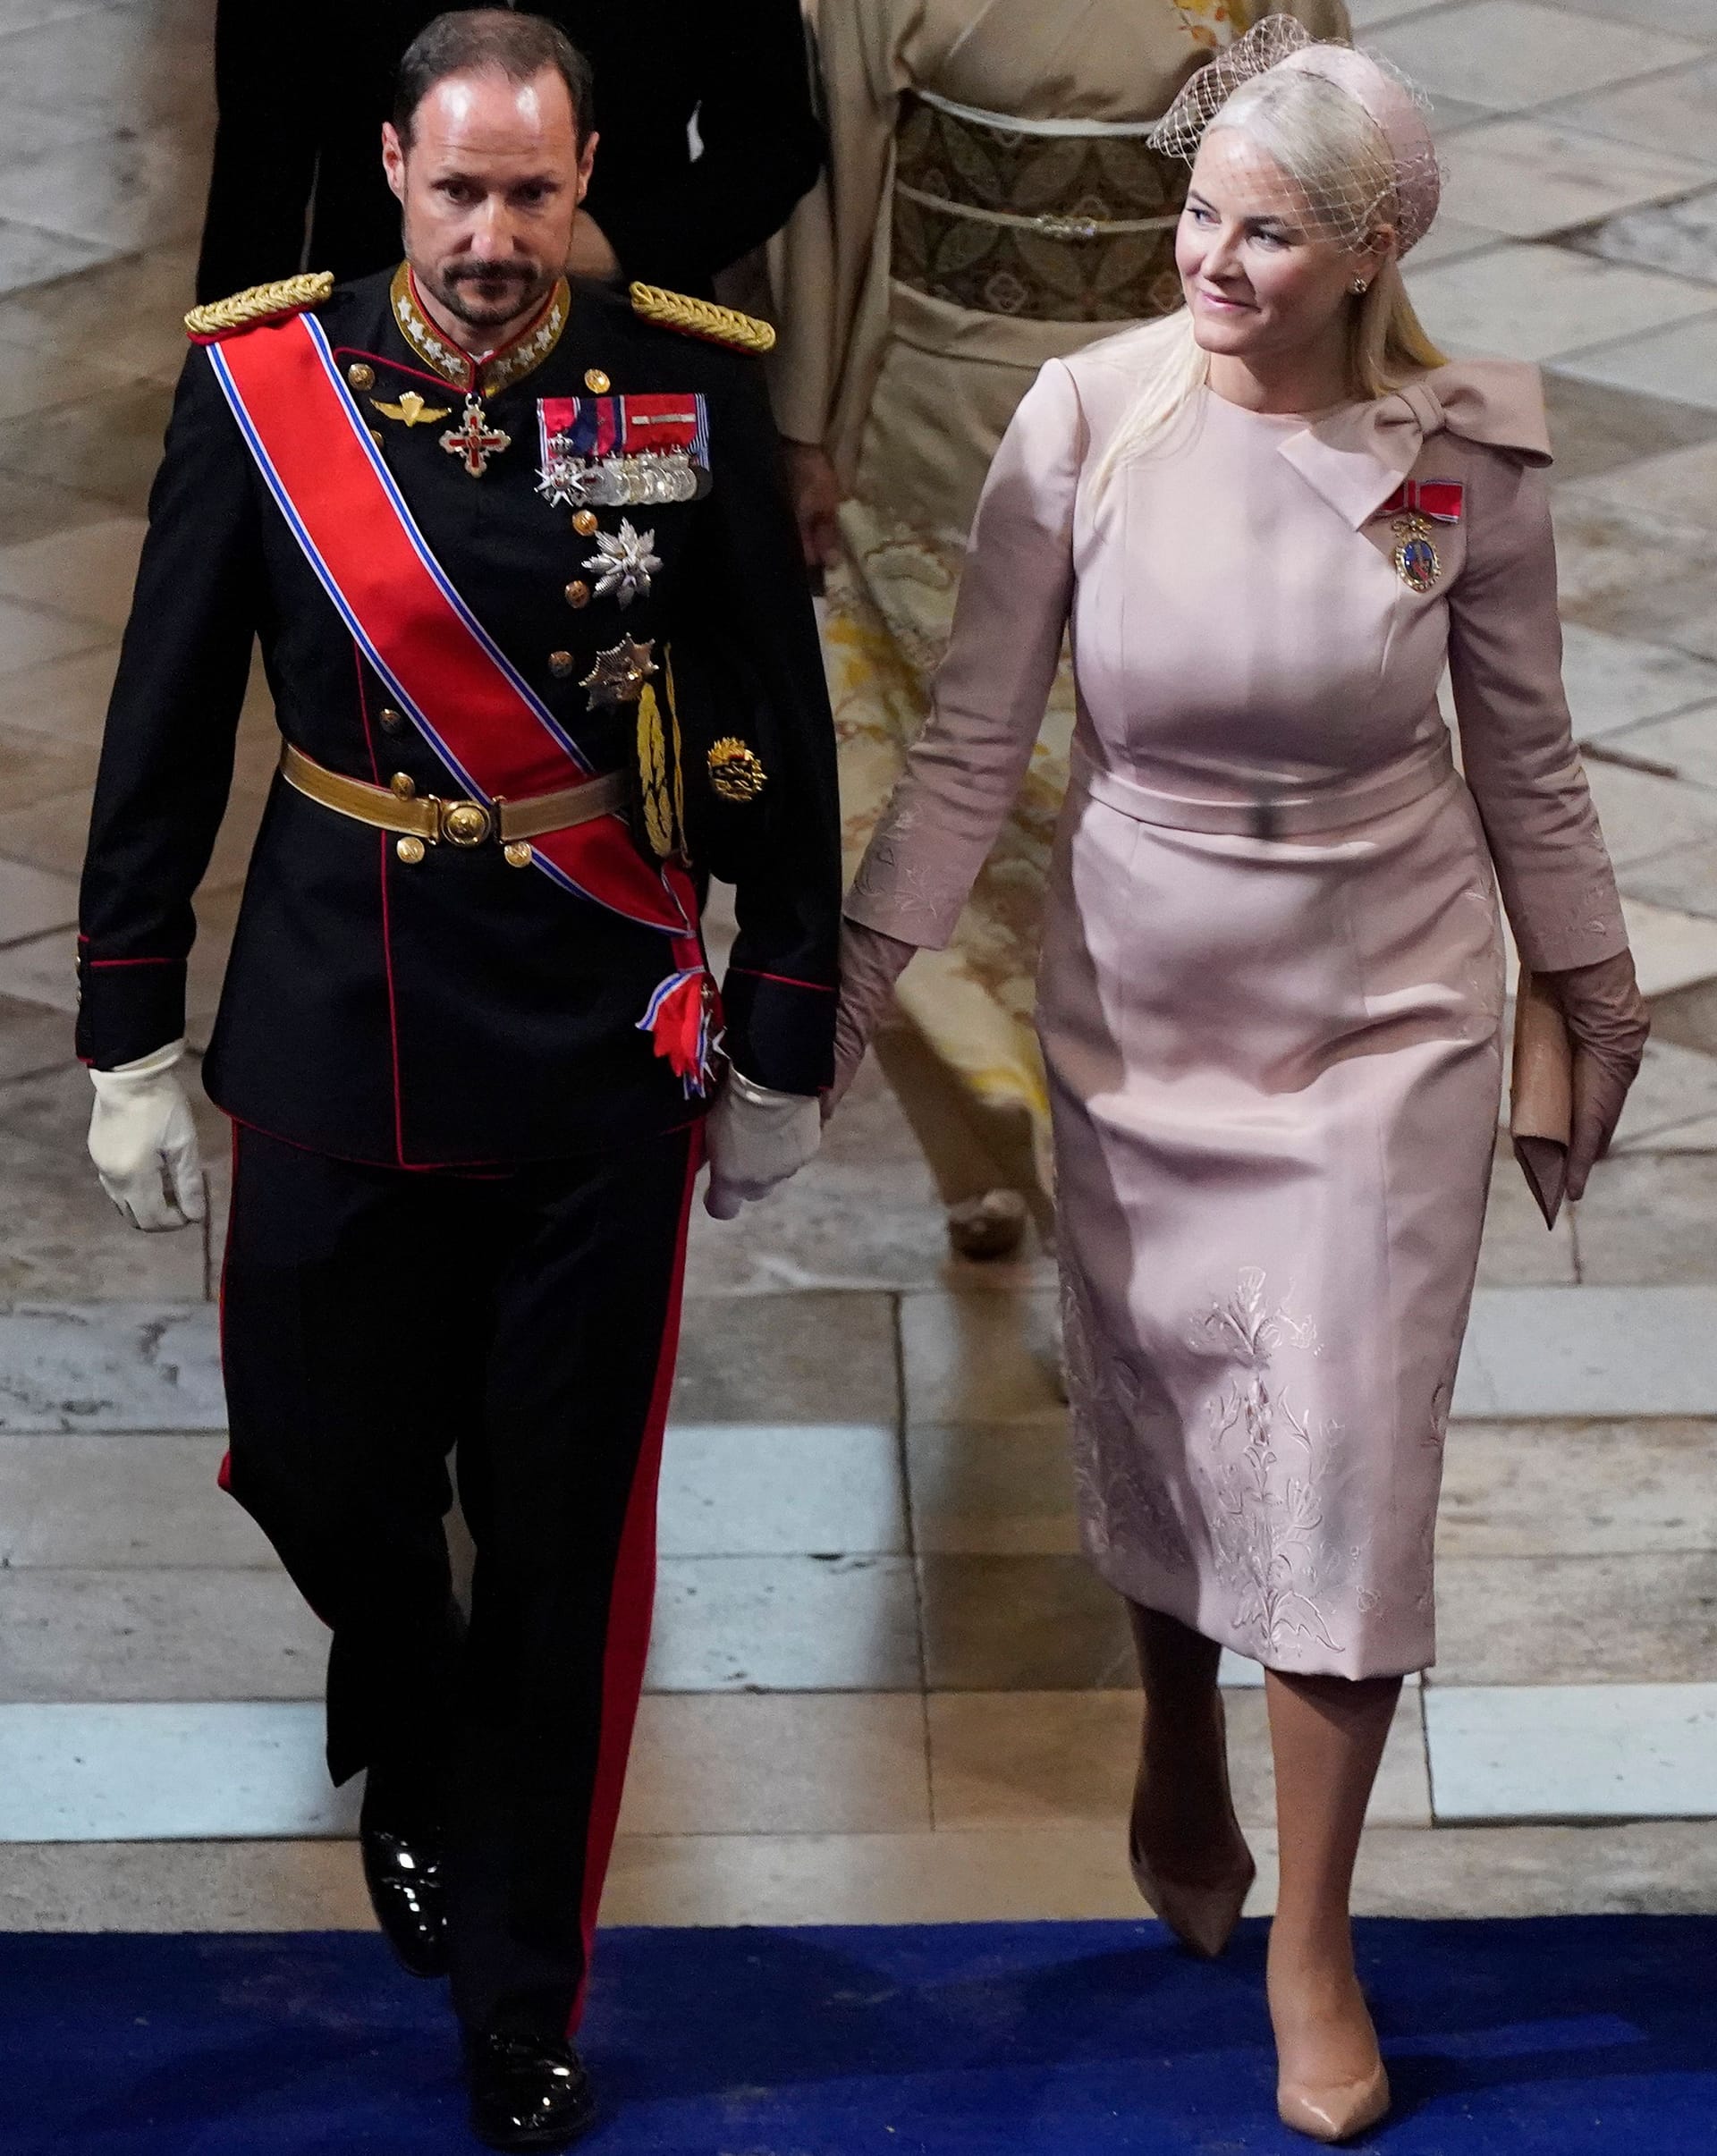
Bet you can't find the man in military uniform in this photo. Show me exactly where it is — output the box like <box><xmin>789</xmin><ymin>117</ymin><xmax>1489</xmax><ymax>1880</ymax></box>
<box><xmin>78</xmin><ymin>13</ymin><xmax>837</xmax><ymax>2147</ymax></box>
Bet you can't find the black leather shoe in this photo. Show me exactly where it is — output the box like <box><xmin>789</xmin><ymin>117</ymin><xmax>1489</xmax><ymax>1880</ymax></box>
<box><xmin>359</xmin><ymin>1821</ymin><xmax>448</xmax><ymax>1978</ymax></box>
<box><xmin>464</xmin><ymin>2031</ymin><xmax>597</xmax><ymax>2150</ymax></box>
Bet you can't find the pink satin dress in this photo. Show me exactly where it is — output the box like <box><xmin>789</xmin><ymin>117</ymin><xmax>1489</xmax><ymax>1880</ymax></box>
<box><xmin>847</xmin><ymin>329</ymin><xmax>1628</xmax><ymax>1678</ymax></box>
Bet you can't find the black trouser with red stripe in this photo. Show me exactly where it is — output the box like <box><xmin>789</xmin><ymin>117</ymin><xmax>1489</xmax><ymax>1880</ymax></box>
<box><xmin>219</xmin><ymin>1119</ymin><xmax>699</xmax><ymax>2038</ymax></box>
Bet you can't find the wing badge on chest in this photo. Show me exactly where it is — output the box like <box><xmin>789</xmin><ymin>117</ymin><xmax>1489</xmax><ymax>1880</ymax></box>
<box><xmin>536</xmin><ymin>392</ymin><xmax>711</xmax><ymax>511</ymax></box>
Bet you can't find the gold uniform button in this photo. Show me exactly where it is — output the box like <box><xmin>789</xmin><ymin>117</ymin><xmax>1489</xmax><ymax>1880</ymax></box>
<box><xmin>395</xmin><ymin>835</ymin><xmax>426</xmax><ymax>865</ymax></box>
<box><xmin>504</xmin><ymin>841</ymin><xmax>534</xmax><ymax>868</ymax></box>
<box><xmin>390</xmin><ymin>772</ymin><xmax>417</xmax><ymax>799</ymax></box>
<box><xmin>584</xmin><ymin>368</ymin><xmax>611</xmax><ymax>394</ymax></box>
<box><xmin>378</xmin><ymin>706</ymin><xmax>405</xmax><ymax>734</ymax></box>
<box><xmin>565</xmin><ymin>579</ymin><xmax>590</xmax><ymax>609</ymax></box>
<box><xmin>549</xmin><ymin>650</ymin><xmax>575</xmax><ymax>678</ymax></box>
<box><xmin>368</xmin><ymin>428</ymin><xmax>385</xmax><ymax>448</ymax></box>
<box><xmin>347</xmin><ymin>362</ymin><xmax>376</xmax><ymax>391</ymax></box>
<box><xmin>571</xmin><ymin>509</ymin><xmax>599</xmax><ymax>537</ymax></box>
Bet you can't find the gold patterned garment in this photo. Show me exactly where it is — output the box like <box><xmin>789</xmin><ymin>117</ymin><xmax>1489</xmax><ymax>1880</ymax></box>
<box><xmin>774</xmin><ymin>0</ymin><xmax>1350</xmax><ymax>1213</ymax></box>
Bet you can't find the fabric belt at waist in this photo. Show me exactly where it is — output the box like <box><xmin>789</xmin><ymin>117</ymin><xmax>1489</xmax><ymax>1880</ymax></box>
<box><xmin>279</xmin><ymin>742</ymin><xmax>630</xmax><ymax>854</ymax></box>
<box><xmin>1070</xmin><ymin>737</ymin><xmax>1457</xmax><ymax>840</ymax></box>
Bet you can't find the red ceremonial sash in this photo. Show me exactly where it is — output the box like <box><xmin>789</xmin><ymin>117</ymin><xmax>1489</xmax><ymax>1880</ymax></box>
<box><xmin>1380</xmin><ymin>478</ymin><xmax>1463</xmax><ymax>523</ymax></box>
<box><xmin>208</xmin><ymin>312</ymin><xmax>716</xmax><ymax>1089</ymax></box>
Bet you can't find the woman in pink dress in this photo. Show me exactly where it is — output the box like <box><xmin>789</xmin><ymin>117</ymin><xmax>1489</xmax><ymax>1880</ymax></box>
<box><xmin>830</xmin><ymin>21</ymin><xmax>1648</xmax><ymax>2144</ymax></box>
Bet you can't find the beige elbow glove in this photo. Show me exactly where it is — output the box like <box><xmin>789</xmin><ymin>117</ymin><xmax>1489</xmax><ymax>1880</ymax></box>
<box><xmin>703</xmin><ymin>1066</ymin><xmax>822</xmax><ymax>1220</ymax></box>
<box><xmin>827</xmin><ymin>918</ymin><xmax>918</xmax><ymax>1114</ymax></box>
<box><xmin>87</xmin><ymin>1038</ymin><xmax>207</xmax><ymax>1233</ymax></box>
<box><xmin>1542</xmin><ymin>948</ymin><xmax>1649</xmax><ymax>1202</ymax></box>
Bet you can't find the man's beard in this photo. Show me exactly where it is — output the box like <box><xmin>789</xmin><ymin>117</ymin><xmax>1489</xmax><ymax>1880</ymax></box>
<box><xmin>422</xmin><ymin>256</ymin><xmax>553</xmax><ymax>333</ymax></box>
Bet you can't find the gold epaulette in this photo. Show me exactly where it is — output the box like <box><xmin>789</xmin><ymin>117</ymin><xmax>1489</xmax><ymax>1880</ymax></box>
<box><xmin>629</xmin><ymin>281</ymin><xmax>776</xmax><ymax>356</ymax></box>
<box><xmin>185</xmin><ymin>271</ymin><xmax>335</xmax><ymax>343</ymax></box>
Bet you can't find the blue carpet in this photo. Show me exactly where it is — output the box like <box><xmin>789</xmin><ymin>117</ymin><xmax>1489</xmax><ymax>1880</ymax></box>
<box><xmin>1</xmin><ymin>1916</ymin><xmax>1713</xmax><ymax>2153</ymax></box>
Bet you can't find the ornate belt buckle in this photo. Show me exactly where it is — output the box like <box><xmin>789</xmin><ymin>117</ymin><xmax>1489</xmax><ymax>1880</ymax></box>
<box><xmin>439</xmin><ymin>799</ymin><xmax>494</xmax><ymax>847</ymax></box>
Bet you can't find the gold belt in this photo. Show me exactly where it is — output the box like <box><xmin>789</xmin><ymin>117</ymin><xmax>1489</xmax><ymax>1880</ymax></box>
<box><xmin>280</xmin><ymin>742</ymin><xmax>629</xmax><ymax>863</ymax></box>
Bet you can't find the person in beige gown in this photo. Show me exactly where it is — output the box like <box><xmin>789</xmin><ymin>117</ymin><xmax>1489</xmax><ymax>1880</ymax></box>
<box><xmin>774</xmin><ymin>0</ymin><xmax>1346</xmax><ymax>1254</ymax></box>
<box><xmin>830</xmin><ymin>25</ymin><xmax>1648</xmax><ymax>2142</ymax></box>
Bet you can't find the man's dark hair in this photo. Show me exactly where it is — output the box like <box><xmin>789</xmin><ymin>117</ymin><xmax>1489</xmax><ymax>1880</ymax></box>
<box><xmin>394</xmin><ymin>9</ymin><xmax>596</xmax><ymax>147</ymax></box>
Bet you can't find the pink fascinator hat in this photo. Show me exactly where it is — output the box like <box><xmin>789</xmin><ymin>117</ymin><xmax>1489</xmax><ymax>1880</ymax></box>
<box><xmin>1150</xmin><ymin>17</ymin><xmax>1442</xmax><ymax>258</ymax></box>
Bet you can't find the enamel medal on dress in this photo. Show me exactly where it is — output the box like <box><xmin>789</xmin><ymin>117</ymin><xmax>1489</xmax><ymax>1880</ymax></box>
<box><xmin>1380</xmin><ymin>478</ymin><xmax>1463</xmax><ymax>592</ymax></box>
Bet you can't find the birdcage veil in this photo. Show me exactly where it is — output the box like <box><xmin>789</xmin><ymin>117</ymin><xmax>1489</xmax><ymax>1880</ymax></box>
<box><xmin>1149</xmin><ymin>17</ymin><xmax>1442</xmax><ymax>257</ymax></box>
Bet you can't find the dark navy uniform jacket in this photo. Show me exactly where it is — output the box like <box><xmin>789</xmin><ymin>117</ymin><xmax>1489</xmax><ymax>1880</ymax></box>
<box><xmin>76</xmin><ymin>269</ymin><xmax>840</xmax><ymax>1170</ymax></box>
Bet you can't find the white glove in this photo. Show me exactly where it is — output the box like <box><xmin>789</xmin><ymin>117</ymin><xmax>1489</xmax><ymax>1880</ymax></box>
<box><xmin>703</xmin><ymin>1065</ymin><xmax>821</xmax><ymax>1219</ymax></box>
<box><xmin>87</xmin><ymin>1037</ymin><xmax>207</xmax><ymax>1232</ymax></box>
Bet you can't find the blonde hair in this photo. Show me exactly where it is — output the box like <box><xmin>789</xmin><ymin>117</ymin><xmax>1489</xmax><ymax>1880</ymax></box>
<box><xmin>1091</xmin><ymin>68</ymin><xmax>1445</xmax><ymax>500</ymax></box>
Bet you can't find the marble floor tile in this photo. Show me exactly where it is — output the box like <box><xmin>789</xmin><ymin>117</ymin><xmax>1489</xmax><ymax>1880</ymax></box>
<box><xmin>0</xmin><ymin>640</ymin><xmax>120</xmax><ymax>743</ymax></box>
<box><xmin>919</xmin><ymin>1553</ymin><xmax>1135</xmax><ymax>1691</ymax></box>
<box><xmin>646</xmin><ymin>1555</ymin><xmax>922</xmax><ymax>1692</ymax></box>
<box><xmin>0</xmin><ymin>512</ymin><xmax>143</xmax><ymax>628</ymax></box>
<box><xmin>0</xmin><ymin>990</ymin><xmax>72</xmax><ymax>1084</ymax></box>
<box><xmin>1439</xmin><ymin>1417</ymin><xmax>1717</xmax><ymax>1555</ymax></box>
<box><xmin>604</xmin><ymin>1822</ymin><xmax>1155</xmax><ymax>1926</ymax></box>
<box><xmin>0</xmin><ymin>1123</ymin><xmax>210</xmax><ymax>1302</ymax></box>
<box><xmin>0</xmin><ymin>1567</ymin><xmax>327</xmax><ymax>1701</ymax></box>
<box><xmin>1550</xmin><ymin>55</ymin><xmax>1717</xmax><ymax>167</ymax></box>
<box><xmin>0</xmin><ymin>379</ymin><xmax>176</xmax><ymax>513</ymax></box>
<box><xmin>0</xmin><ymin>244</ymin><xmax>193</xmax><ymax>382</ymax></box>
<box><xmin>1544</xmin><ymin>0</ymin><xmax>1717</xmax><ymax>34</ymax></box>
<box><xmin>1453</xmin><ymin>1285</ymin><xmax>1717</xmax><ymax>1414</ymax></box>
<box><xmin>1649</xmin><ymin>972</ymin><xmax>1717</xmax><ymax>1055</ymax></box>
<box><xmin>1403</xmin><ymin>216</ymin><xmax>1508</xmax><ymax>268</ymax></box>
<box><xmin>0</xmin><ymin>126</ymin><xmax>207</xmax><ymax>254</ymax></box>
<box><xmin>0</xmin><ymin>588</ymin><xmax>106</xmax><ymax>678</ymax></box>
<box><xmin>1621</xmin><ymin>831</ymin><xmax>1717</xmax><ymax>918</ymax></box>
<box><xmin>0</xmin><ymin>1431</ymin><xmax>268</xmax><ymax>1567</ymax></box>
<box><xmin>0</xmin><ymin>854</ymin><xmax>76</xmax><ymax>945</ymax></box>
<box><xmin>1569</xmin><ymin>1153</ymin><xmax>1717</xmax><ymax>1280</ymax></box>
<box><xmin>670</xmin><ymin>1290</ymin><xmax>898</xmax><ymax>1424</ymax></box>
<box><xmin>1617</xmin><ymin>892</ymin><xmax>1717</xmax><ymax>995</ymax></box>
<box><xmin>926</xmin><ymin>1687</ymin><xmax>1431</xmax><ymax>1830</ymax></box>
<box><xmin>618</xmin><ymin>1693</ymin><xmax>932</xmax><ymax>1837</ymax></box>
<box><xmin>1365</xmin><ymin>0</ymin><xmax>1707</xmax><ymax>111</ymax></box>
<box><xmin>1561</xmin><ymin>626</ymin><xmax>1717</xmax><ymax>740</ymax></box>
<box><xmin>1559</xmin><ymin>311</ymin><xmax>1717</xmax><ymax>411</ymax></box>
<box><xmin>1609</xmin><ymin>699</ymin><xmax>1717</xmax><ymax>784</ymax></box>
<box><xmin>1570</xmin><ymin>435</ymin><xmax>1717</xmax><ymax>530</ymax></box>
<box><xmin>0</xmin><ymin>329</ymin><xmax>152</xmax><ymax>427</ymax></box>
<box><xmin>0</xmin><ymin>217</ymin><xmax>118</xmax><ymax>300</ymax></box>
<box><xmin>0</xmin><ymin>1839</ymin><xmax>373</xmax><ymax>1932</ymax></box>
<box><xmin>1552</xmin><ymin>484</ymin><xmax>1717</xmax><ymax>613</ymax></box>
<box><xmin>0</xmin><ymin>9</ymin><xmax>213</xmax><ymax>130</ymax></box>
<box><xmin>1425</xmin><ymin>1681</ymin><xmax>1717</xmax><ymax>1818</ymax></box>
<box><xmin>1348</xmin><ymin>0</ymin><xmax>1462</xmax><ymax>25</ymax></box>
<box><xmin>1573</xmin><ymin>571</ymin><xmax>1717</xmax><ymax>662</ymax></box>
<box><xmin>656</xmin><ymin>1422</ymin><xmax>907</xmax><ymax>1558</ymax></box>
<box><xmin>1609</xmin><ymin>1034</ymin><xmax>1717</xmax><ymax>1146</ymax></box>
<box><xmin>0</xmin><ymin>719</ymin><xmax>99</xmax><ymax>807</ymax></box>
<box><xmin>1568</xmin><ymin>180</ymin><xmax>1717</xmax><ymax>283</ymax></box>
<box><xmin>906</xmin><ymin>1421</ymin><xmax>1080</xmax><ymax>1555</ymax></box>
<box><xmin>1348</xmin><ymin>1818</ymin><xmax>1717</xmax><ymax>1916</ymax></box>
<box><xmin>1440</xmin><ymin>118</ymin><xmax>1711</xmax><ymax>239</ymax></box>
<box><xmin>0</xmin><ymin>1702</ymin><xmax>353</xmax><ymax>1839</ymax></box>
<box><xmin>0</xmin><ymin>1301</ymin><xmax>220</xmax><ymax>1432</ymax></box>
<box><xmin>1434</xmin><ymin>1551</ymin><xmax>1717</xmax><ymax>1681</ymax></box>
<box><xmin>1408</xmin><ymin>241</ymin><xmax>1717</xmax><ymax>362</ymax></box>
<box><xmin>1543</xmin><ymin>368</ymin><xmax>1717</xmax><ymax>483</ymax></box>
<box><xmin>1583</xmin><ymin>754</ymin><xmax>1717</xmax><ymax>864</ymax></box>
<box><xmin>900</xmin><ymin>1285</ymin><xmax>1064</xmax><ymax>1427</ymax></box>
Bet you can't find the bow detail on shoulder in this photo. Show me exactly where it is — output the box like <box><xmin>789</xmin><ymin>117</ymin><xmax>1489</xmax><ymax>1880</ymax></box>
<box><xmin>1277</xmin><ymin>359</ymin><xmax>1553</xmax><ymax>528</ymax></box>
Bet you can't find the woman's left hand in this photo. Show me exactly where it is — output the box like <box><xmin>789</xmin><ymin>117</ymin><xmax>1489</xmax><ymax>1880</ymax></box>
<box><xmin>1543</xmin><ymin>948</ymin><xmax>1650</xmax><ymax>1200</ymax></box>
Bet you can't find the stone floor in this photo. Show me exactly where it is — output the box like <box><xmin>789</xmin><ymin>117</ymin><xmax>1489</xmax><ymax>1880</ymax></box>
<box><xmin>1</xmin><ymin>0</ymin><xmax>1716</xmax><ymax>1936</ymax></box>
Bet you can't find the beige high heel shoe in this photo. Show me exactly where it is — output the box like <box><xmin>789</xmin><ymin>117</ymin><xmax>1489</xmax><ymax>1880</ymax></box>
<box><xmin>1276</xmin><ymin>2061</ymin><xmax>1391</xmax><ymax>2143</ymax></box>
<box><xmin>1128</xmin><ymin>1695</ymin><xmax>1256</xmax><ymax>1958</ymax></box>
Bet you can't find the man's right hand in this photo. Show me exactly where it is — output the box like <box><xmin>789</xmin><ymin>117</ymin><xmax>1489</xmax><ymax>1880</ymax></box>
<box><xmin>784</xmin><ymin>441</ymin><xmax>842</xmax><ymax>573</ymax></box>
<box><xmin>88</xmin><ymin>1038</ymin><xmax>207</xmax><ymax>1232</ymax></box>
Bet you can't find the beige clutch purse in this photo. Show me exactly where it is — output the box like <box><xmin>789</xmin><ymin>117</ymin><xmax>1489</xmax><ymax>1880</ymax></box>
<box><xmin>1510</xmin><ymin>968</ymin><xmax>1574</xmax><ymax>1229</ymax></box>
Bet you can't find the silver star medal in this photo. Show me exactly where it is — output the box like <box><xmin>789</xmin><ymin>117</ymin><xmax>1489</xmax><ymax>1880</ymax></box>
<box><xmin>584</xmin><ymin>519</ymin><xmax>663</xmax><ymax>607</ymax></box>
<box><xmin>537</xmin><ymin>436</ymin><xmax>590</xmax><ymax>509</ymax></box>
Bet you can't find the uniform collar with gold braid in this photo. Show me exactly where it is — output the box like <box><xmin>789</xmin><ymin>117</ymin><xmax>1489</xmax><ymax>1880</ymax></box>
<box><xmin>389</xmin><ymin>264</ymin><xmax>571</xmax><ymax>399</ymax></box>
